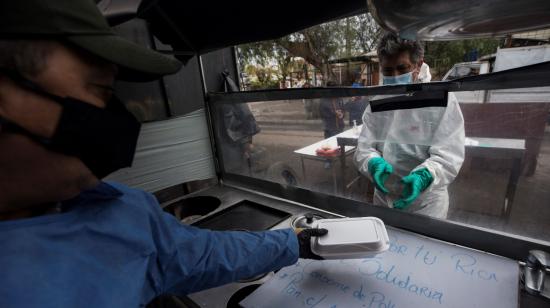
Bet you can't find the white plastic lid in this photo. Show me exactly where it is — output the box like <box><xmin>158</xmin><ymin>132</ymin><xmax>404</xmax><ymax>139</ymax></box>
<box><xmin>310</xmin><ymin>217</ymin><xmax>390</xmax><ymax>259</ymax></box>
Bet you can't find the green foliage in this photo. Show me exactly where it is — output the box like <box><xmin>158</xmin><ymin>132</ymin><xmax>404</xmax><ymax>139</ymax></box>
<box><xmin>240</xmin><ymin>41</ymin><xmax>294</xmax><ymax>85</ymax></box>
<box><xmin>244</xmin><ymin>64</ymin><xmax>280</xmax><ymax>90</ymax></box>
<box><xmin>249</xmin><ymin>79</ymin><xmax>279</xmax><ymax>90</ymax></box>
<box><xmin>238</xmin><ymin>13</ymin><xmax>382</xmax><ymax>87</ymax></box>
<box><xmin>425</xmin><ymin>38</ymin><xmax>502</xmax><ymax>79</ymax></box>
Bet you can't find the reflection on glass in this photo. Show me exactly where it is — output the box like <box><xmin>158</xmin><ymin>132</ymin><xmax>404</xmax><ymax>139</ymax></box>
<box><xmin>115</xmin><ymin>80</ymin><xmax>168</xmax><ymax>122</ymax></box>
<box><xmin>218</xmin><ymin>103</ymin><xmax>260</xmax><ymax>173</ymax></box>
<box><xmin>112</xmin><ymin>19</ymin><xmax>169</xmax><ymax>122</ymax></box>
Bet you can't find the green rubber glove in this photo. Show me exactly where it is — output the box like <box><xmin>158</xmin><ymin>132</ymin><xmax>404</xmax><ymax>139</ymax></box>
<box><xmin>367</xmin><ymin>157</ymin><xmax>393</xmax><ymax>194</ymax></box>
<box><xmin>394</xmin><ymin>168</ymin><xmax>434</xmax><ymax>210</ymax></box>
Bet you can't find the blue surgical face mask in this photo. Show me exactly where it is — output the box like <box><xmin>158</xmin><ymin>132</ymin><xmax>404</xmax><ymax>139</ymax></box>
<box><xmin>382</xmin><ymin>72</ymin><xmax>413</xmax><ymax>85</ymax></box>
<box><xmin>0</xmin><ymin>69</ymin><xmax>141</xmax><ymax>179</ymax></box>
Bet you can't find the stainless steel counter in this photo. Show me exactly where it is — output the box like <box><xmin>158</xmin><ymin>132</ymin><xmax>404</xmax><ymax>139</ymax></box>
<box><xmin>160</xmin><ymin>183</ymin><xmax>341</xmax><ymax>307</ymax></box>
<box><xmin>160</xmin><ymin>183</ymin><xmax>547</xmax><ymax>308</ymax></box>
<box><xmin>160</xmin><ymin>183</ymin><xmax>343</xmax><ymax>223</ymax></box>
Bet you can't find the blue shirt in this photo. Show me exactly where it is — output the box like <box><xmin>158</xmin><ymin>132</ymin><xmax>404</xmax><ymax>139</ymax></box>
<box><xmin>0</xmin><ymin>182</ymin><xmax>299</xmax><ymax>307</ymax></box>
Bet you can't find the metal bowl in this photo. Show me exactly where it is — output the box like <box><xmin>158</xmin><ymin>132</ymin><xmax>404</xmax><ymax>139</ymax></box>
<box><xmin>291</xmin><ymin>213</ymin><xmax>325</xmax><ymax>229</ymax></box>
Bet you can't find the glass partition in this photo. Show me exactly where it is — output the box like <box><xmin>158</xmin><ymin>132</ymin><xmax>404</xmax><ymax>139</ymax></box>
<box><xmin>212</xmin><ymin>91</ymin><xmax>550</xmax><ymax>243</ymax></box>
<box><xmin>225</xmin><ymin>9</ymin><xmax>550</xmax><ymax>251</ymax></box>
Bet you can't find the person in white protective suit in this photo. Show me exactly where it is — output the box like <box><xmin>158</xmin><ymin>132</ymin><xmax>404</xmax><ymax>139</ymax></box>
<box><xmin>418</xmin><ymin>62</ymin><xmax>432</xmax><ymax>82</ymax></box>
<box><xmin>354</xmin><ymin>33</ymin><xmax>465</xmax><ymax>218</ymax></box>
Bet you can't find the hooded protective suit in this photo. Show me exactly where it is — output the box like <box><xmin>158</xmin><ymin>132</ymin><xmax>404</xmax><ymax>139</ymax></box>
<box><xmin>354</xmin><ymin>92</ymin><xmax>465</xmax><ymax>218</ymax></box>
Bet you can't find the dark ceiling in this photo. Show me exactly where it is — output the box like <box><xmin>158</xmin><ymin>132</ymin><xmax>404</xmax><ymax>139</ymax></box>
<box><xmin>137</xmin><ymin>0</ymin><xmax>367</xmax><ymax>54</ymax></box>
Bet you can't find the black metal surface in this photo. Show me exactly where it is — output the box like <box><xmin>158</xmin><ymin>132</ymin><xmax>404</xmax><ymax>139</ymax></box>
<box><xmin>161</xmin><ymin>54</ymin><xmax>205</xmax><ymax>117</ymax></box>
<box><xmin>98</xmin><ymin>0</ymin><xmax>142</xmax><ymax>26</ymax></box>
<box><xmin>201</xmin><ymin>48</ymin><xmax>239</xmax><ymax>93</ymax></box>
<box><xmin>163</xmin><ymin>196</ymin><xmax>221</xmax><ymax>220</ymax></box>
<box><xmin>370</xmin><ymin>90</ymin><xmax>448</xmax><ymax>112</ymax></box>
<box><xmin>139</xmin><ymin>0</ymin><xmax>366</xmax><ymax>56</ymax></box>
<box><xmin>192</xmin><ymin>199</ymin><xmax>292</xmax><ymax>231</ymax></box>
<box><xmin>222</xmin><ymin>174</ymin><xmax>550</xmax><ymax>262</ymax></box>
<box><xmin>226</xmin><ymin>284</ymin><xmax>261</xmax><ymax>308</ymax></box>
<box><xmin>197</xmin><ymin>55</ymin><xmax>225</xmax><ymax>180</ymax></box>
<box><xmin>208</xmin><ymin>61</ymin><xmax>550</xmax><ymax>104</ymax></box>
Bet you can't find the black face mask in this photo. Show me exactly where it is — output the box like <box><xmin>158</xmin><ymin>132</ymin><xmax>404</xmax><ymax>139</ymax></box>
<box><xmin>0</xmin><ymin>70</ymin><xmax>141</xmax><ymax>179</ymax></box>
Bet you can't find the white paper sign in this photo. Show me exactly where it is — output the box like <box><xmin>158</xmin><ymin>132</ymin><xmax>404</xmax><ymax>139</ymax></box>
<box><xmin>241</xmin><ymin>228</ymin><xmax>519</xmax><ymax>308</ymax></box>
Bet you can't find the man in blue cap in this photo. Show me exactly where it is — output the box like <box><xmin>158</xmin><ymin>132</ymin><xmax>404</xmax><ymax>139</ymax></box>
<box><xmin>0</xmin><ymin>1</ymin><xmax>326</xmax><ymax>307</ymax></box>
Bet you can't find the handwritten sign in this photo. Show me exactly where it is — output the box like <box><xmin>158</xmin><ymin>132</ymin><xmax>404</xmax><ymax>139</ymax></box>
<box><xmin>240</xmin><ymin>228</ymin><xmax>518</xmax><ymax>308</ymax></box>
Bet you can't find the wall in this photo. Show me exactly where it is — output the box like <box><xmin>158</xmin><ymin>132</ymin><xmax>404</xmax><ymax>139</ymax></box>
<box><xmin>107</xmin><ymin>109</ymin><xmax>216</xmax><ymax>192</ymax></box>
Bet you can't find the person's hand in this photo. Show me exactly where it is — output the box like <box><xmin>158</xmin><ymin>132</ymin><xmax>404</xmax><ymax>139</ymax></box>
<box><xmin>367</xmin><ymin>157</ymin><xmax>393</xmax><ymax>194</ymax></box>
<box><xmin>394</xmin><ymin>168</ymin><xmax>433</xmax><ymax>210</ymax></box>
<box><xmin>295</xmin><ymin>228</ymin><xmax>328</xmax><ymax>260</ymax></box>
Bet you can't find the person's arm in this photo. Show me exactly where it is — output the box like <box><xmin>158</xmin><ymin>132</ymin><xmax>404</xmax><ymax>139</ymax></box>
<box><xmin>353</xmin><ymin>104</ymin><xmax>382</xmax><ymax>181</ymax></box>
<box><xmin>416</xmin><ymin>93</ymin><xmax>465</xmax><ymax>189</ymax></box>
<box><xmin>144</xmin><ymin>193</ymin><xmax>299</xmax><ymax>296</ymax></box>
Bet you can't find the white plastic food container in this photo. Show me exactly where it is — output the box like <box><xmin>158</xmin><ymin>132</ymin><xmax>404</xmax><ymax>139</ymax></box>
<box><xmin>310</xmin><ymin>217</ymin><xmax>390</xmax><ymax>259</ymax></box>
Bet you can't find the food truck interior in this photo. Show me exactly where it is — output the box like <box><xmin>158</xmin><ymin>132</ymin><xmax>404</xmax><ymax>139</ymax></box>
<box><xmin>95</xmin><ymin>0</ymin><xmax>550</xmax><ymax>307</ymax></box>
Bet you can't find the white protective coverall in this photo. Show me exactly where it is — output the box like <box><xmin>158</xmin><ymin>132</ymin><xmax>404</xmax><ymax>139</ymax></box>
<box><xmin>418</xmin><ymin>63</ymin><xmax>432</xmax><ymax>83</ymax></box>
<box><xmin>354</xmin><ymin>92</ymin><xmax>465</xmax><ymax>218</ymax></box>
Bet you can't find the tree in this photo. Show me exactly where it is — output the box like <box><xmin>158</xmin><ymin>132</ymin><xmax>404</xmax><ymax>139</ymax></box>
<box><xmin>238</xmin><ymin>12</ymin><xmax>505</xmax><ymax>86</ymax></box>
<box><xmin>355</xmin><ymin>13</ymin><xmax>382</xmax><ymax>53</ymax></box>
<box><xmin>274</xmin><ymin>24</ymin><xmax>342</xmax><ymax>85</ymax></box>
<box><xmin>236</xmin><ymin>13</ymin><xmax>498</xmax><ymax>87</ymax></box>
<box><xmin>425</xmin><ymin>38</ymin><xmax>503</xmax><ymax>79</ymax></box>
<box><xmin>238</xmin><ymin>13</ymin><xmax>382</xmax><ymax>87</ymax></box>
<box><xmin>239</xmin><ymin>41</ymin><xmax>295</xmax><ymax>88</ymax></box>
<box><xmin>244</xmin><ymin>64</ymin><xmax>279</xmax><ymax>90</ymax></box>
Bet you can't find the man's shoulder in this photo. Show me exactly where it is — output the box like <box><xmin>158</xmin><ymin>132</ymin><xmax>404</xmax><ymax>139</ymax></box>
<box><xmin>80</xmin><ymin>182</ymin><xmax>165</xmax><ymax>228</ymax></box>
<box><xmin>105</xmin><ymin>181</ymin><xmax>147</xmax><ymax>194</ymax></box>
<box><xmin>105</xmin><ymin>181</ymin><xmax>156</xmax><ymax>200</ymax></box>
<box><xmin>85</xmin><ymin>181</ymin><xmax>159</xmax><ymax>217</ymax></box>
